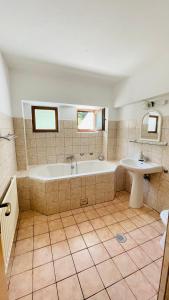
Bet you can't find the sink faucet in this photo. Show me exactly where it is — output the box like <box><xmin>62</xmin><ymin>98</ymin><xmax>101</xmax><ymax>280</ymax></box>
<box><xmin>138</xmin><ymin>151</ymin><xmax>146</xmax><ymax>162</ymax></box>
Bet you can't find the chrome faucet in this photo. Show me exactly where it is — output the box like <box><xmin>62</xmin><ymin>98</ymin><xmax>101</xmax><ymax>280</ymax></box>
<box><xmin>66</xmin><ymin>155</ymin><xmax>78</xmax><ymax>174</ymax></box>
<box><xmin>138</xmin><ymin>151</ymin><xmax>146</xmax><ymax>162</ymax></box>
<box><xmin>98</xmin><ymin>153</ymin><xmax>104</xmax><ymax>161</ymax></box>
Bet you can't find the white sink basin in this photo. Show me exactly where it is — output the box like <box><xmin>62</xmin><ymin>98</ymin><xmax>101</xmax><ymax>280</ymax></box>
<box><xmin>120</xmin><ymin>158</ymin><xmax>163</xmax><ymax>208</ymax></box>
<box><xmin>120</xmin><ymin>158</ymin><xmax>163</xmax><ymax>174</ymax></box>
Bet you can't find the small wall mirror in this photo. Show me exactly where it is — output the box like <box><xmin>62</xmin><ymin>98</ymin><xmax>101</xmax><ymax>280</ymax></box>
<box><xmin>140</xmin><ymin>111</ymin><xmax>162</xmax><ymax>142</ymax></box>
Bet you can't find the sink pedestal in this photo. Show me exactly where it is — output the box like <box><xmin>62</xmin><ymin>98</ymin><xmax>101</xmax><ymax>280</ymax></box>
<box><xmin>129</xmin><ymin>172</ymin><xmax>144</xmax><ymax>208</ymax></box>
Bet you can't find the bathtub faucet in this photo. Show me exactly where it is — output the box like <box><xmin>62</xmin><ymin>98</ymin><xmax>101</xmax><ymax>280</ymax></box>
<box><xmin>66</xmin><ymin>155</ymin><xmax>78</xmax><ymax>174</ymax></box>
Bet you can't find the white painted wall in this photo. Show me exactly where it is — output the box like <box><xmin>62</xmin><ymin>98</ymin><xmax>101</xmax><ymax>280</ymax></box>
<box><xmin>10</xmin><ymin>68</ymin><xmax>119</xmax><ymax>120</ymax></box>
<box><xmin>0</xmin><ymin>52</ymin><xmax>12</xmax><ymax>115</ymax></box>
<box><xmin>113</xmin><ymin>54</ymin><xmax>169</xmax><ymax>108</ymax></box>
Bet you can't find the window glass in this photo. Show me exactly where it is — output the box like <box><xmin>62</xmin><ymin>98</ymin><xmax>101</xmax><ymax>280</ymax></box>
<box><xmin>32</xmin><ymin>106</ymin><xmax>58</xmax><ymax>132</ymax></box>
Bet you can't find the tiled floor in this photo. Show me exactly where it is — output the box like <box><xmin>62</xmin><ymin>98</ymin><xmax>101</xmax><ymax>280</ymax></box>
<box><xmin>8</xmin><ymin>192</ymin><xmax>164</xmax><ymax>300</ymax></box>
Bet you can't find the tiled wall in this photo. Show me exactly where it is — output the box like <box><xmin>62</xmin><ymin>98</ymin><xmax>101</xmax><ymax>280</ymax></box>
<box><xmin>0</xmin><ymin>112</ymin><xmax>16</xmax><ymax>198</ymax></box>
<box><xmin>14</xmin><ymin>118</ymin><xmax>104</xmax><ymax>168</ymax></box>
<box><xmin>115</xmin><ymin>116</ymin><xmax>169</xmax><ymax>212</ymax></box>
<box><xmin>17</xmin><ymin>172</ymin><xmax>115</xmax><ymax>214</ymax></box>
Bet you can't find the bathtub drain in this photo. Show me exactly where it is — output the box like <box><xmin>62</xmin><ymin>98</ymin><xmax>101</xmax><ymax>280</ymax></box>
<box><xmin>116</xmin><ymin>233</ymin><xmax>127</xmax><ymax>243</ymax></box>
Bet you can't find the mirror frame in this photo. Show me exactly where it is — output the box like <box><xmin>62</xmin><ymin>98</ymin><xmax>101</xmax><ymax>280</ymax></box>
<box><xmin>140</xmin><ymin>110</ymin><xmax>162</xmax><ymax>142</ymax></box>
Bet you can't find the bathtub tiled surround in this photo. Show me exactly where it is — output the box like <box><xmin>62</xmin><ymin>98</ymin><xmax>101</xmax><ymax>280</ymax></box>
<box><xmin>17</xmin><ymin>172</ymin><xmax>115</xmax><ymax>214</ymax></box>
<box><xmin>115</xmin><ymin>115</ymin><xmax>169</xmax><ymax>213</ymax></box>
<box><xmin>8</xmin><ymin>192</ymin><xmax>163</xmax><ymax>300</ymax></box>
<box><xmin>0</xmin><ymin>112</ymin><xmax>16</xmax><ymax>198</ymax></box>
<box><xmin>14</xmin><ymin>118</ymin><xmax>104</xmax><ymax>168</ymax></box>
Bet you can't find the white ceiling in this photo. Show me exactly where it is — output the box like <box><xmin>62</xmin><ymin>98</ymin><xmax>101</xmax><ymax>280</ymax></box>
<box><xmin>0</xmin><ymin>0</ymin><xmax>169</xmax><ymax>78</ymax></box>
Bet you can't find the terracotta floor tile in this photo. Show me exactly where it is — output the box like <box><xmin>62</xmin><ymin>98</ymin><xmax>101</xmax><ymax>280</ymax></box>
<box><xmin>74</xmin><ymin>212</ymin><xmax>88</xmax><ymax>223</ymax></box>
<box><xmin>52</xmin><ymin>240</ymin><xmax>70</xmax><ymax>260</ymax></box>
<box><xmin>9</xmin><ymin>270</ymin><xmax>32</xmax><ymax>300</ymax></box>
<box><xmin>107</xmin><ymin>279</ymin><xmax>136</xmax><ymax>300</ymax></box>
<box><xmin>83</xmin><ymin>231</ymin><xmax>100</xmax><ymax>247</ymax></box>
<box><xmin>90</xmin><ymin>218</ymin><xmax>105</xmax><ymax>229</ymax></box>
<box><xmin>34</xmin><ymin>233</ymin><xmax>50</xmax><ymax>249</ymax></box>
<box><xmin>140</xmin><ymin>224</ymin><xmax>159</xmax><ymax>239</ymax></box>
<box><xmin>68</xmin><ymin>235</ymin><xmax>86</xmax><ymax>253</ymax></box>
<box><xmin>108</xmin><ymin>223</ymin><xmax>126</xmax><ymax>236</ymax></box>
<box><xmin>120</xmin><ymin>220</ymin><xmax>137</xmax><ymax>232</ymax></box>
<box><xmin>128</xmin><ymin>246</ymin><xmax>152</xmax><ymax>268</ymax></box>
<box><xmin>96</xmin><ymin>207</ymin><xmax>109</xmax><ymax>217</ymax></box>
<box><xmin>129</xmin><ymin>228</ymin><xmax>149</xmax><ymax>244</ymax></box>
<box><xmin>57</xmin><ymin>274</ymin><xmax>83</xmax><ymax>300</ymax></box>
<box><xmin>50</xmin><ymin>229</ymin><xmax>66</xmax><ymax>244</ymax></box>
<box><xmin>33</xmin><ymin>262</ymin><xmax>55</xmax><ymax>291</ymax></box>
<box><xmin>17</xmin><ymin>226</ymin><xmax>33</xmax><ymax>241</ymax></box>
<box><xmin>85</xmin><ymin>210</ymin><xmax>99</xmax><ymax>220</ymax></box>
<box><xmin>96</xmin><ymin>227</ymin><xmax>113</xmax><ymax>242</ymax></box>
<box><xmin>78</xmin><ymin>221</ymin><xmax>93</xmax><ymax>234</ymax></box>
<box><xmin>19</xmin><ymin>217</ymin><xmax>34</xmax><ymax>228</ymax></box>
<box><xmin>131</xmin><ymin>215</ymin><xmax>147</xmax><ymax>227</ymax></box>
<box><xmin>123</xmin><ymin>208</ymin><xmax>138</xmax><ymax>218</ymax></box>
<box><xmin>54</xmin><ymin>255</ymin><xmax>76</xmax><ymax>281</ymax></box>
<box><xmin>60</xmin><ymin>210</ymin><xmax>72</xmax><ymax>218</ymax></box>
<box><xmin>141</xmin><ymin>238</ymin><xmax>163</xmax><ymax>261</ymax></box>
<box><xmin>125</xmin><ymin>270</ymin><xmax>156</xmax><ymax>300</ymax></box>
<box><xmin>88</xmin><ymin>290</ymin><xmax>109</xmax><ymax>300</ymax></box>
<box><xmin>15</xmin><ymin>238</ymin><xmax>33</xmax><ymax>256</ymax></box>
<box><xmin>140</xmin><ymin>213</ymin><xmax>156</xmax><ymax>224</ymax></box>
<box><xmin>142</xmin><ymin>263</ymin><xmax>161</xmax><ymax>291</ymax></box>
<box><xmin>71</xmin><ymin>208</ymin><xmax>84</xmax><ymax>215</ymax></box>
<box><xmin>113</xmin><ymin>212</ymin><xmax>127</xmax><ymax>222</ymax></box>
<box><xmin>101</xmin><ymin>215</ymin><xmax>116</xmax><ymax>226</ymax></box>
<box><xmin>78</xmin><ymin>266</ymin><xmax>104</xmax><ymax>298</ymax></box>
<box><xmin>62</xmin><ymin>215</ymin><xmax>75</xmax><ymax>227</ymax></box>
<box><xmin>47</xmin><ymin>213</ymin><xmax>60</xmax><ymax>222</ymax></box>
<box><xmin>20</xmin><ymin>294</ymin><xmax>32</xmax><ymax>300</ymax></box>
<box><xmin>103</xmin><ymin>238</ymin><xmax>124</xmax><ymax>257</ymax></box>
<box><xmin>149</xmin><ymin>210</ymin><xmax>160</xmax><ymax>220</ymax></box>
<box><xmin>11</xmin><ymin>252</ymin><xmax>33</xmax><ymax>275</ymax></box>
<box><xmin>155</xmin><ymin>257</ymin><xmax>163</xmax><ymax>269</ymax></box>
<box><xmin>89</xmin><ymin>243</ymin><xmax>110</xmax><ymax>264</ymax></box>
<box><xmin>48</xmin><ymin>219</ymin><xmax>63</xmax><ymax>231</ymax></box>
<box><xmin>64</xmin><ymin>224</ymin><xmax>80</xmax><ymax>238</ymax></box>
<box><xmin>33</xmin><ymin>284</ymin><xmax>58</xmax><ymax>300</ymax></box>
<box><xmin>34</xmin><ymin>223</ymin><xmax>49</xmax><ymax>236</ymax></box>
<box><xmin>33</xmin><ymin>246</ymin><xmax>52</xmax><ymax>267</ymax></box>
<box><xmin>113</xmin><ymin>252</ymin><xmax>138</xmax><ymax>277</ymax></box>
<box><xmin>152</xmin><ymin>221</ymin><xmax>164</xmax><ymax>234</ymax></box>
<box><xmin>72</xmin><ymin>249</ymin><xmax>94</xmax><ymax>272</ymax></box>
<box><xmin>96</xmin><ymin>259</ymin><xmax>122</xmax><ymax>287</ymax></box>
<box><xmin>121</xmin><ymin>233</ymin><xmax>137</xmax><ymax>251</ymax></box>
<box><xmin>34</xmin><ymin>215</ymin><xmax>47</xmax><ymax>224</ymax></box>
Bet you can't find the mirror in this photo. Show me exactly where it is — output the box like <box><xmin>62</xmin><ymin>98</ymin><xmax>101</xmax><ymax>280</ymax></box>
<box><xmin>140</xmin><ymin>111</ymin><xmax>162</xmax><ymax>142</ymax></box>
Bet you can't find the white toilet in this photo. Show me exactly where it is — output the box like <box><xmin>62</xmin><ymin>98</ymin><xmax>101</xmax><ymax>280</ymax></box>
<box><xmin>160</xmin><ymin>210</ymin><xmax>169</xmax><ymax>249</ymax></box>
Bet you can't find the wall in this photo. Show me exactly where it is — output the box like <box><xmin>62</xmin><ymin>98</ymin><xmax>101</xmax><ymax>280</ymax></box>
<box><xmin>115</xmin><ymin>94</ymin><xmax>169</xmax><ymax>212</ymax></box>
<box><xmin>113</xmin><ymin>54</ymin><xmax>169</xmax><ymax>107</ymax></box>
<box><xmin>14</xmin><ymin>103</ymin><xmax>104</xmax><ymax>168</ymax></box>
<box><xmin>0</xmin><ymin>52</ymin><xmax>16</xmax><ymax>198</ymax></box>
<box><xmin>9</xmin><ymin>66</ymin><xmax>118</xmax><ymax>120</ymax></box>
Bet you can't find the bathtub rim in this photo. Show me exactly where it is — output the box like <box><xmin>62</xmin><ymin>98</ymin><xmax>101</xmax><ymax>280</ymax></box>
<box><xmin>16</xmin><ymin>160</ymin><xmax>120</xmax><ymax>181</ymax></box>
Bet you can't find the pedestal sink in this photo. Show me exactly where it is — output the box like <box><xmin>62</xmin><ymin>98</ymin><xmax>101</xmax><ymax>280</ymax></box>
<box><xmin>120</xmin><ymin>158</ymin><xmax>163</xmax><ymax>208</ymax></box>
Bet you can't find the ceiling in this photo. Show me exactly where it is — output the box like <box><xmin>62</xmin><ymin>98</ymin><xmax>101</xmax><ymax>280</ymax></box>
<box><xmin>0</xmin><ymin>0</ymin><xmax>169</xmax><ymax>79</ymax></box>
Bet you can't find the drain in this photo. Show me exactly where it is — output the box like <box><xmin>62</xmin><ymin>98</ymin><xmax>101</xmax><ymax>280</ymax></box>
<box><xmin>116</xmin><ymin>233</ymin><xmax>127</xmax><ymax>243</ymax></box>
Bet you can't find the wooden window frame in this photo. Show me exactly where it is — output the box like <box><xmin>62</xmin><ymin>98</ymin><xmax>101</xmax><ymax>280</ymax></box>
<box><xmin>77</xmin><ymin>108</ymin><xmax>105</xmax><ymax>132</ymax></box>
<box><xmin>32</xmin><ymin>106</ymin><xmax>58</xmax><ymax>132</ymax></box>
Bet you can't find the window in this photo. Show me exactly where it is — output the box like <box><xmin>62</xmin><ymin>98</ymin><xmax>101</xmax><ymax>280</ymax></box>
<box><xmin>77</xmin><ymin>108</ymin><xmax>105</xmax><ymax>132</ymax></box>
<box><xmin>32</xmin><ymin>106</ymin><xmax>58</xmax><ymax>132</ymax></box>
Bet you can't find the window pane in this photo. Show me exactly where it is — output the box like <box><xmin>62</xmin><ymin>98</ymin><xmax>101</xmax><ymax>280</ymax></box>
<box><xmin>35</xmin><ymin>109</ymin><xmax>56</xmax><ymax>130</ymax></box>
<box><xmin>78</xmin><ymin>111</ymin><xmax>94</xmax><ymax>130</ymax></box>
<box><xmin>95</xmin><ymin>109</ymin><xmax>102</xmax><ymax>130</ymax></box>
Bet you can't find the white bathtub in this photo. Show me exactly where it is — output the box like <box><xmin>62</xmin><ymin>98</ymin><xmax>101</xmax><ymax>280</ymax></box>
<box><xmin>29</xmin><ymin>160</ymin><xmax>118</xmax><ymax>180</ymax></box>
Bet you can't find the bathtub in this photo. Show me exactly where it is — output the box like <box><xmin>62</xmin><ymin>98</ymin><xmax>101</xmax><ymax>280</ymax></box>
<box><xmin>29</xmin><ymin>160</ymin><xmax>119</xmax><ymax>180</ymax></box>
<box><xmin>17</xmin><ymin>160</ymin><xmax>121</xmax><ymax>215</ymax></box>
